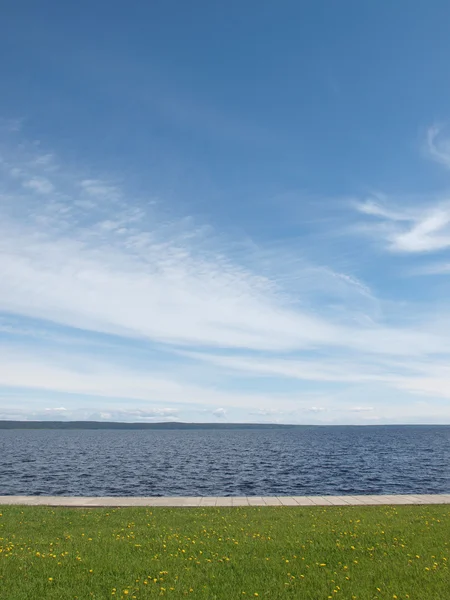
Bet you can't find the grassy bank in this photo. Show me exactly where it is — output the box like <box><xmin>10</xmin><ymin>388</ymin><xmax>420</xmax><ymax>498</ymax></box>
<box><xmin>1</xmin><ymin>504</ymin><xmax>449</xmax><ymax>599</ymax></box>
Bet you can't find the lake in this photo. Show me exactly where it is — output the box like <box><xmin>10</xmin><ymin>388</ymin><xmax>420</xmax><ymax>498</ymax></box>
<box><xmin>1</xmin><ymin>425</ymin><xmax>449</xmax><ymax>496</ymax></box>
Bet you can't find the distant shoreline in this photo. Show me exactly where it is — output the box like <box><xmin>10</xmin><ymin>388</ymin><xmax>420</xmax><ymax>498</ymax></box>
<box><xmin>0</xmin><ymin>420</ymin><xmax>447</xmax><ymax>430</ymax></box>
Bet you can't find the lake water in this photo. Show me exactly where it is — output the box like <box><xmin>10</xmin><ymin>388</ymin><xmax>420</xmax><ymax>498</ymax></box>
<box><xmin>1</xmin><ymin>426</ymin><xmax>450</xmax><ymax>496</ymax></box>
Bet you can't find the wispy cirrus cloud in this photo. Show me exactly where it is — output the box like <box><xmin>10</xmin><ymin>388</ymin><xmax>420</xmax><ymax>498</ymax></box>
<box><xmin>181</xmin><ymin>349</ymin><xmax>450</xmax><ymax>402</ymax></box>
<box><xmin>412</xmin><ymin>261</ymin><xmax>450</xmax><ymax>275</ymax></box>
<box><xmin>2</xmin><ymin>128</ymin><xmax>450</xmax><ymax>423</ymax></box>
<box><xmin>353</xmin><ymin>126</ymin><xmax>450</xmax><ymax>254</ymax></box>
<box><xmin>426</xmin><ymin>124</ymin><xmax>450</xmax><ymax>169</ymax></box>
<box><xmin>355</xmin><ymin>197</ymin><xmax>450</xmax><ymax>253</ymax></box>
<box><xmin>0</xmin><ymin>343</ymin><xmax>325</xmax><ymax>413</ymax></box>
<box><xmin>0</xmin><ymin>136</ymin><xmax>387</xmax><ymax>355</ymax></box>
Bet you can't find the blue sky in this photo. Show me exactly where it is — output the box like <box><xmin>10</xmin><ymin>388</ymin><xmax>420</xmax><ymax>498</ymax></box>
<box><xmin>2</xmin><ymin>1</ymin><xmax>450</xmax><ymax>423</ymax></box>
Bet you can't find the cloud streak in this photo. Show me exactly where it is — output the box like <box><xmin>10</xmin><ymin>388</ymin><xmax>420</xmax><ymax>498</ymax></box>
<box><xmin>426</xmin><ymin>124</ymin><xmax>450</xmax><ymax>169</ymax></box>
<box><xmin>356</xmin><ymin>198</ymin><xmax>450</xmax><ymax>253</ymax></box>
<box><xmin>0</xmin><ymin>136</ymin><xmax>402</xmax><ymax>356</ymax></box>
<box><xmin>353</xmin><ymin>127</ymin><xmax>450</xmax><ymax>255</ymax></box>
<box><xmin>2</xmin><ymin>128</ymin><xmax>450</xmax><ymax>422</ymax></box>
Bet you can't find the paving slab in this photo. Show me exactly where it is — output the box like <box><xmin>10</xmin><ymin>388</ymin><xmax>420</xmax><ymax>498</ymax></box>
<box><xmin>351</xmin><ymin>495</ymin><xmax>388</xmax><ymax>504</ymax></box>
<box><xmin>199</xmin><ymin>497</ymin><xmax>217</xmax><ymax>507</ymax></box>
<box><xmin>232</xmin><ymin>497</ymin><xmax>249</xmax><ymax>506</ymax></box>
<box><xmin>0</xmin><ymin>496</ymin><xmax>47</xmax><ymax>506</ymax></box>
<box><xmin>180</xmin><ymin>497</ymin><xmax>203</xmax><ymax>507</ymax></box>
<box><xmin>86</xmin><ymin>497</ymin><xmax>151</xmax><ymax>507</ymax></box>
<box><xmin>47</xmin><ymin>497</ymin><xmax>95</xmax><ymax>507</ymax></box>
<box><xmin>336</xmin><ymin>496</ymin><xmax>368</xmax><ymax>505</ymax></box>
<box><xmin>262</xmin><ymin>497</ymin><xmax>282</xmax><ymax>506</ymax></box>
<box><xmin>307</xmin><ymin>496</ymin><xmax>334</xmax><ymax>506</ymax></box>
<box><xmin>325</xmin><ymin>496</ymin><xmax>354</xmax><ymax>506</ymax></box>
<box><xmin>291</xmin><ymin>496</ymin><xmax>316</xmax><ymax>506</ymax></box>
<box><xmin>277</xmin><ymin>496</ymin><xmax>299</xmax><ymax>506</ymax></box>
<box><xmin>376</xmin><ymin>495</ymin><xmax>419</xmax><ymax>505</ymax></box>
<box><xmin>149</xmin><ymin>498</ymin><xmax>189</xmax><ymax>507</ymax></box>
<box><xmin>215</xmin><ymin>497</ymin><xmax>234</xmax><ymax>507</ymax></box>
<box><xmin>247</xmin><ymin>496</ymin><xmax>265</xmax><ymax>506</ymax></box>
<box><xmin>408</xmin><ymin>494</ymin><xmax>450</xmax><ymax>504</ymax></box>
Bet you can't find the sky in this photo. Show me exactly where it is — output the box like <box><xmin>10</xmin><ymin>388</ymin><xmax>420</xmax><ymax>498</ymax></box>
<box><xmin>2</xmin><ymin>1</ymin><xmax>450</xmax><ymax>424</ymax></box>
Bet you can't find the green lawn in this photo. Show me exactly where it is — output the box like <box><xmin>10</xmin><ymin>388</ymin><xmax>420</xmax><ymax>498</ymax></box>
<box><xmin>1</xmin><ymin>504</ymin><xmax>449</xmax><ymax>599</ymax></box>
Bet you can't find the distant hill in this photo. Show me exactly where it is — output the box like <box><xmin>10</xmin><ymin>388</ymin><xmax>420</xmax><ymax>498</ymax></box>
<box><xmin>0</xmin><ymin>420</ymin><xmax>301</xmax><ymax>430</ymax></box>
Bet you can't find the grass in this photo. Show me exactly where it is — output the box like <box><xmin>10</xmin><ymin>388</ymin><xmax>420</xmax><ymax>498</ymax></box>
<box><xmin>0</xmin><ymin>505</ymin><xmax>449</xmax><ymax>599</ymax></box>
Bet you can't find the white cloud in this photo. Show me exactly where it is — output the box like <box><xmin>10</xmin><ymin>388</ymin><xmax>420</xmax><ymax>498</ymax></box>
<box><xmin>94</xmin><ymin>408</ymin><xmax>179</xmax><ymax>421</ymax></box>
<box><xmin>356</xmin><ymin>197</ymin><xmax>412</xmax><ymax>222</ymax></box>
<box><xmin>0</xmin><ymin>405</ymin><xmax>180</xmax><ymax>422</ymax></box>
<box><xmin>1</xmin><ymin>152</ymin><xmax>386</xmax><ymax>356</ymax></box>
<box><xmin>356</xmin><ymin>198</ymin><xmax>450</xmax><ymax>253</ymax></box>
<box><xmin>249</xmin><ymin>408</ymin><xmax>286</xmax><ymax>416</ymax></box>
<box><xmin>23</xmin><ymin>177</ymin><xmax>54</xmax><ymax>194</ymax></box>
<box><xmin>212</xmin><ymin>408</ymin><xmax>227</xmax><ymax>418</ymax></box>
<box><xmin>80</xmin><ymin>179</ymin><xmax>120</xmax><ymax>199</ymax></box>
<box><xmin>0</xmin><ymin>344</ymin><xmax>311</xmax><ymax>411</ymax></box>
<box><xmin>3</xmin><ymin>130</ymin><xmax>450</xmax><ymax>423</ymax></box>
<box><xmin>413</xmin><ymin>261</ymin><xmax>450</xmax><ymax>275</ymax></box>
<box><xmin>1</xmin><ymin>136</ymin><xmax>401</xmax><ymax>357</ymax></box>
<box><xmin>33</xmin><ymin>153</ymin><xmax>56</xmax><ymax>168</ymax></box>
<box><xmin>393</xmin><ymin>208</ymin><xmax>450</xmax><ymax>253</ymax></box>
<box><xmin>181</xmin><ymin>349</ymin><xmax>450</xmax><ymax>405</ymax></box>
<box><xmin>2</xmin><ymin>200</ymin><xmax>448</xmax><ymax>357</ymax></box>
<box><xmin>0</xmin><ymin>117</ymin><xmax>23</xmax><ymax>132</ymax></box>
<box><xmin>426</xmin><ymin>124</ymin><xmax>450</xmax><ymax>169</ymax></box>
<box><xmin>2</xmin><ymin>340</ymin><xmax>450</xmax><ymax>422</ymax></box>
<box><xmin>0</xmin><ymin>226</ymin><xmax>340</xmax><ymax>351</ymax></box>
<box><xmin>352</xmin><ymin>127</ymin><xmax>450</xmax><ymax>254</ymax></box>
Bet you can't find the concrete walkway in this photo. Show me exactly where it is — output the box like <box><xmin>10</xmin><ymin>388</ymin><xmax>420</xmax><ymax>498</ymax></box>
<box><xmin>1</xmin><ymin>494</ymin><xmax>450</xmax><ymax>507</ymax></box>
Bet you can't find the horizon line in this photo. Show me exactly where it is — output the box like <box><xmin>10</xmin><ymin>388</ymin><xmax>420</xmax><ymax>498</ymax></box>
<box><xmin>1</xmin><ymin>420</ymin><xmax>448</xmax><ymax>427</ymax></box>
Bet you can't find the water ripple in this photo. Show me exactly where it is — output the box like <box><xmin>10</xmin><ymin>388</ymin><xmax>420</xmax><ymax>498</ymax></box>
<box><xmin>1</xmin><ymin>426</ymin><xmax>449</xmax><ymax>496</ymax></box>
